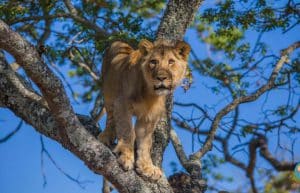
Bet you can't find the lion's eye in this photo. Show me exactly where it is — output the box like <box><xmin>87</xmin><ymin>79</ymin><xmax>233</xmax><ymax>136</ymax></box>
<box><xmin>149</xmin><ymin>59</ymin><xmax>158</xmax><ymax>69</ymax></box>
<box><xmin>169</xmin><ymin>59</ymin><xmax>175</xmax><ymax>66</ymax></box>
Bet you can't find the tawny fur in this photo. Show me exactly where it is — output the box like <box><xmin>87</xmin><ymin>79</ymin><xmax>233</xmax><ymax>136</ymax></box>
<box><xmin>98</xmin><ymin>39</ymin><xmax>190</xmax><ymax>180</ymax></box>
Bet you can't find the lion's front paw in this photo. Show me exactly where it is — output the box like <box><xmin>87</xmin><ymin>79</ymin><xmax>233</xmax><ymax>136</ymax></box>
<box><xmin>113</xmin><ymin>147</ymin><xmax>134</xmax><ymax>171</ymax></box>
<box><xmin>118</xmin><ymin>153</ymin><xmax>134</xmax><ymax>170</ymax></box>
<box><xmin>136</xmin><ymin>162</ymin><xmax>162</xmax><ymax>180</ymax></box>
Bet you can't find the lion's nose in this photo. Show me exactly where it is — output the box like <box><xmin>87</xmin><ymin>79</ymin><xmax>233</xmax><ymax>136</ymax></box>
<box><xmin>156</xmin><ymin>75</ymin><xmax>167</xmax><ymax>81</ymax></box>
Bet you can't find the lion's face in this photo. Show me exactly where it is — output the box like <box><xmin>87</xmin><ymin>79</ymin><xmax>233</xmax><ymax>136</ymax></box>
<box><xmin>139</xmin><ymin>39</ymin><xmax>191</xmax><ymax>96</ymax></box>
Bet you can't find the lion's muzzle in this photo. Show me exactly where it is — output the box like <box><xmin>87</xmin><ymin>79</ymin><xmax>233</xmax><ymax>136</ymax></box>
<box><xmin>153</xmin><ymin>70</ymin><xmax>172</xmax><ymax>95</ymax></box>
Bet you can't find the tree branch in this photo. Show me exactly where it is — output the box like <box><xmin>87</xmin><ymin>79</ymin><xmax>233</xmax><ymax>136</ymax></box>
<box><xmin>257</xmin><ymin>135</ymin><xmax>296</xmax><ymax>171</ymax></box>
<box><xmin>0</xmin><ymin>120</ymin><xmax>23</xmax><ymax>143</ymax></box>
<box><xmin>173</xmin><ymin>114</ymin><xmax>297</xmax><ymax>193</ymax></box>
<box><xmin>40</xmin><ymin>135</ymin><xmax>92</xmax><ymax>188</ymax></box>
<box><xmin>63</xmin><ymin>0</ymin><xmax>108</xmax><ymax>37</ymax></box>
<box><xmin>0</xmin><ymin>20</ymin><xmax>172</xmax><ymax>193</ymax></box>
<box><xmin>67</xmin><ymin>47</ymin><xmax>100</xmax><ymax>81</ymax></box>
<box><xmin>157</xmin><ymin>0</ymin><xmax>204</xmax><ymax>40</ymax></box>
<box><xmin>190</xmin><ymin>41</ymin><xmax>300</xmax><ymax>160</ymax></box>
<box><xmin>169</xmin><ymin>127</ymin><xmax>189</xmax><ymax>166</ymax></box>
<box><xmin>0</xmin><ymin>0</ymin><xmax>206</xmax><ymax>191</ymax></box>
<box><xmin>153</xmin><ymin>0</ymin><xmax>204</xmax><ymax>169</ymax></box>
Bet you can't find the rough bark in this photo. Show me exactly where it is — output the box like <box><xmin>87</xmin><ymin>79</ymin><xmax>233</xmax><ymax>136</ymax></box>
<box><xmin>157</xmin><ymin>0</ymin><xmax>203</xmax><ymax>40</ymax></box>
<box><xmin>0</xmin><ymin>0</ymin><xmax>204</xmax><ymax>192</ymax></box>
<box><xmin>153</xmin><ymin>0</ymin><xmax>204</xmax><ymax>165</ymax></box>
<box><xmin>0</xmin><ymin>22</ymin><xmax>172</xmax><ymax>193</ymax></box>
<box><xmin>154</xmin><ymin>1</ymin><xmax>207</xmax><ymax>193</ymax></box>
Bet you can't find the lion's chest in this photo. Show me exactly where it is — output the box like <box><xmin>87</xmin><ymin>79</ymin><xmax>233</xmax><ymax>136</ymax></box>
<box><xmin>132</xmin><ymin>98</ymin><xmax>165</xmax><ymax>121</ymax></box>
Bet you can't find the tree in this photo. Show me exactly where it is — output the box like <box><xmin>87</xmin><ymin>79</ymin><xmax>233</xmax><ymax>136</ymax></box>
<box><xmin>0</xmin><ymin>0</ymin><xmax>299</xmax><ymax>193</ymax></box>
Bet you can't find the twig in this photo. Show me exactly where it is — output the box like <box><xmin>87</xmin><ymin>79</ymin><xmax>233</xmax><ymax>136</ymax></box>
<box><xmin>174</xmin><ymin>102</ymin><xmax>213</xmax><ymax>121</ymax></box>
<box><xmin>38</xmin><ymin>3</ymin><xmax>52</xmax><ymax>45</ymax></box>
<box><xmin>190</xmin><ymin>41</ymin><xmax>300</xmax><ymax>160</ymax></box>
<box><xmin>40</xmin><ymin>135</ymin><xmax>93</xmax><ymax>189</ymax></box>
<box><xmin>68</xmin><ymin>48</ymin><xmax>100</xmax><ymax>81</ymax></box>
<box><xmin>257</xmin><ymin>135</ymin><xmax>296</xmax><ymax>170</ymax></box>
<box><xmin>40</xmin><ymin>135</ymin><xmax>47</xmax><ymax>187</ymax></box>
<box><xmin>0</xmin><ymin>120</ymin><xmax>23</xmax><ymax>143</ymax></box>
<box><xmin>249</xmin><ymin>175</ymin><xmax>258</xmax><ymax>193</ymax></box>
<box><xmin>173</xmin><ymin>115</ymin><xmax>296</xmax><ymax>174</ymax></box>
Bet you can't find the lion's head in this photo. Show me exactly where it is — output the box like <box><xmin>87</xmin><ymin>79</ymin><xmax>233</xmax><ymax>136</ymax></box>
<box><xmin>138</xmin><ymin>39</ymin><xmax>191</xmax><ymax>96</ymax></box>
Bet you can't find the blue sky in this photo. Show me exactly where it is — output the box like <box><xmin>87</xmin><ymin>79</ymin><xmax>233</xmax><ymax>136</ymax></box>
<box><xmin>1</xmin><ymin>1</ymin><xmax>300</xmax><ymax>193</ymax></box>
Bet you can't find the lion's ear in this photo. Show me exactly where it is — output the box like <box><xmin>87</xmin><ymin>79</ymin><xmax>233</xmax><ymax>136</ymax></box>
<box><xmin>138</xmin><ymin>39</ymin><xmax>153</xmax><ymax>55</ymax></box>
<box><xmin>175</xmin><ymin>41</ymin><xmax>191</xmax><ymax>61</ymax></box>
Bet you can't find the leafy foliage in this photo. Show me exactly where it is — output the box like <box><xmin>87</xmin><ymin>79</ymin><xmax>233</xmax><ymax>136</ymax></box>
<box><xmin>1</xmin><ymin>0</ymin><xmax>299</xmax><ymax>192</ymax></box>
<box><xmin>264</xmin><ymin>172</ymin><xmax>300</xmax><ymax>193</ymax></box>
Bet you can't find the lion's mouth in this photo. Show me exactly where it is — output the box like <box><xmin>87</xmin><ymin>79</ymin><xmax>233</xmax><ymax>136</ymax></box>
<box><xmin>154</xmin><ymin>85</ymin><xmax>171</xmax><ymax>91</ymax></box>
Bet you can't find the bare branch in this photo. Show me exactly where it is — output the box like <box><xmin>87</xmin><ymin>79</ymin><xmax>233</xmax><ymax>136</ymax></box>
<box><xmin>68</xmin><ymin>47</ymin><xmax>100</xmax><ymax>81</ymax></box>
<box><xmin>40</xmin><ymin>135</ymin><xmax>92</xmax><ymax>188</ymax></box>
<box><xmin>0</xmin><ymin>120</ymin><xmax>23</xmax><ymax>143</ymax></box>
<box><xmin>257</xmin><ymin>135</ymin><xmax>296</xmax><ymax>171</ymax></box>
<box><xmin>174</xmin><ymin>102</ymin><xmax>213</xmax><ymax>121</ymax></box>
<box><xmin>249</xmin><ymin>176</ymin><xmax>258</xmax><ymax>193</ymax></box>
<box><xmin>173</xmin><ymin>116</ymin><xmax>248</xmax><ymax>171</ymax></box>
<box><xmin>38</xmin><ymin>2</ymin><xmax>52</xmax><ymax>45</ymax></box>
<box><xmin>169</xmin><ymin>128</ymin><xmax>189</xmax><ymax>166</ymax></box>
<box><xmin>173</xmin><ymin>116</ymin><xmax>297</xmax><ymax>174</ymax></box>
<box><xmin>190</xmin><ymin>41</ymin><xmax>300</xmax><ymax>160</ymax></box>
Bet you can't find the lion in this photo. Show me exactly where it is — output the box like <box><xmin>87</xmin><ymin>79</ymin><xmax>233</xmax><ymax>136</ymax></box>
<box><xmin>98</xmin><ymin>39</ymin><xmax>190</xmax><ymax>180</ymax></box>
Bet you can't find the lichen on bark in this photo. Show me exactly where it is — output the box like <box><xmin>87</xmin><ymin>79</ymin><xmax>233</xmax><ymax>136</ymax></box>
<box><xmin>0</xmin><ymin>0</ymin><xmax>205</xmax><ymax>192</ymax></box>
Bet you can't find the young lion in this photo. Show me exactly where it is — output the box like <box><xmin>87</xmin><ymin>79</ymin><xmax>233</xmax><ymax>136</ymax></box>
<box><xmin>98</xmin><ymin>39</ymin><xmax>190</xmax><ymax>180</ymax></box>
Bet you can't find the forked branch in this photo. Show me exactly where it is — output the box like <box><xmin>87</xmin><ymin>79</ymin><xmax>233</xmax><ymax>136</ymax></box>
<box><xmin>190</xmin><ymin>41</ymin><xmax>300</xmax><ymax>160</ymax></box>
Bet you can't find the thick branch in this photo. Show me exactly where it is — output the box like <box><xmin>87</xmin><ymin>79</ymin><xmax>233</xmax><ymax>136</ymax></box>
<box><xmin>0</xmin><ymin>19</ymin><xmax>83</xmax><ymax>143</ymax></box>
<box><xmin>0</xmin><ymin>0</ymin><xmax>206</xmax><ymax>191</ymax></box>
<box><xmin>157</xmin><ymin>0</ymin><xmax>204</xmax><ymax>40</ymax></box>
<box><xmin>153</xmin><ymin>0</ymin><xmax>204</xmax><ymax>168</ymax></box>
<box><xmin>0</xmin><ymin>20</ymin><xmax>172</xmax><ymax>193</ymax></box>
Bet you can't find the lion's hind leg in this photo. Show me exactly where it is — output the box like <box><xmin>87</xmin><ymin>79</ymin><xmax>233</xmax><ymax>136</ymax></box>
<box><xmin>98</xmin><ymin>106</ymin><xmax>116</xmax><ymax>146</ymax></box>
<box><xmin>113</xmin><ymin>100</ymin><xmax>135</xmax><ymax>171</ymax></box>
